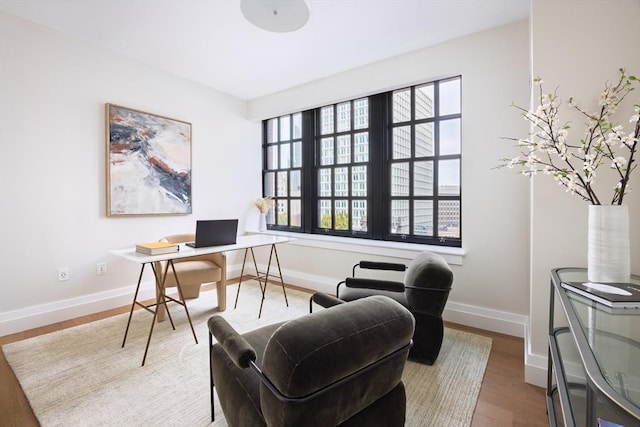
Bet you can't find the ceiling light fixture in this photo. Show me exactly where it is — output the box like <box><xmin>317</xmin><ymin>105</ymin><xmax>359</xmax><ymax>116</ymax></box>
<box><xmin>240</xmin><ymin>0</ymin><xmax>310</xmax><ymax>33</ymax></box>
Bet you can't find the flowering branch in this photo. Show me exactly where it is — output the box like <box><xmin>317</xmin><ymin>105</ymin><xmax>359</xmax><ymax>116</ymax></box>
<box><xmin>498</xmin><ymin>68</ymin><xmax>639</xmax><ymax>205</ymax></box>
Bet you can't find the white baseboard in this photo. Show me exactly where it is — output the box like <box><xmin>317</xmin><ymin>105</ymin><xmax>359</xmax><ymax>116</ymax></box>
<box><xmin>2</xmin><ymin>261</ymin><xmax>543</xmax><ymax>389</ymax></box>
<box><xmin>0</xmin><ymin>281</ymin><xmax>157</xmax><ymax>337</ymax></box>
<box><xmin>525</xmin><ymin>352</ymin><xmax>548</xmax><ymax>388</ymax></box>
<box><xmin>1</xmin><ymin>264</ymin><xmax>530</xmax><ymax>340</ymax></box>
<box><xmin>442</xmin><ymin>301</ymin><xmax>527</xmax><ymax>338</ymax></box>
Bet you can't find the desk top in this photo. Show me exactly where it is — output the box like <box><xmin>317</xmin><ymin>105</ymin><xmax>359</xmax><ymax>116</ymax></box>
<box><xmin>110</xmin><ymin>234</ymin><xmax>292</xmax><ymax>264</ymax></box>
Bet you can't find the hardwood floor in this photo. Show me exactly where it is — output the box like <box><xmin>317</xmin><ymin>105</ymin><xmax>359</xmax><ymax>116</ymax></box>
<box><xmin>0</xmin><ymin>283</ymin><xmax>548</xmax><ymax>427</ymax></box>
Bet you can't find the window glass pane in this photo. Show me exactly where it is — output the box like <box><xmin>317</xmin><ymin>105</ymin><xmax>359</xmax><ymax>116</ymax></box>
<box><xmin>335</xmin><ymin>200</ymin><xmax>348</xmax><ymax>230</ymax></box>
<box><xmin>292</xmin><ymin>141</ymin><xmax>302</xmax><ymax>167</ymax></box>
<box><xmin>321</xmin><ymin>106</ymin><xmax>334</xmax><ymax>135</ymax></box>
<box><xmin>414</xmin><ymin>200</ymin><xmax>434</xmax><ymax>236</ymax></box>
<box><xmin>277</xmin><ymin>199</ymin><xmax>288</xmax><ymax>225</ymax></box>
<box><xmin>414</xmin><ymin>161</ymin><xmax>433</xmax><ymax>196</ymax></box>
<box><xmin>440</xmin><ymin>78</ymin><xmax>461</xmax><ymax>116</ymax></box>
<box><xmin>334</xmin><ymin>167</ymin><xmax>348</xmax><ymax>197</ymax></box>
<box><xmin>391</xmin><ymin>200</ymin><xmax>409</xmax><ymax>234</ymax></box>
<box><xmin>337</xmin><ymin>102</ymin><xmax>351</xmax><ymax>132</ymax></box>
<box><xmin>264</xmin><ymin>172</ymin><xmax>276</xmax><ymax>197</ymax></box>
<box><xmin>277</xmin><ymin>171</ymin><xmax>288</xmax><ymax>197</ymax></box>
<box><xmin>319</xmin><ymin>200</ymin><xmax>332</xmax><ymax>228</ymax></box>
<box><xmin>439</xmin><ymin>200</ymin><xmax>460</xmax><ymax>238</ymax></box>
<box><xmin>267</xmin><ymin>118</ymin><xmax>278</xmax><ymax>143</ymax></box>
<box><xmin>290</xmin><ymin>170</ymin><xmax>301</xmax><ymax>197</ymax></box>
<box><xmin>392</xmin><ymin>89</ymin><xmax>411</xmax><ymax>123</ymax></box>
<box><xmin>391</xmin><ymin>162</ymin><xmax>409</xmax><ymax>196</ymax></box>
<box><xmin>392</xmin><ymin>126</ymin><xmax>411</xmax><ymax>159</ymax></box>
<box><xmin>337</xmin><ymin>135</ymin><xmax>351</xmax><ymax>164</ymax></box>
<box><xmin>415</xmin><ymin>123</ymin><xmax>434</xmax><ymax>157</ymax></box>
<box><xmin>352</xmin><ymin>200</ymin><xmax>367</xmax><ymax>232</ymax></box>
<box><xmin>280</xmin><ymin>143</ymin><xmax>290</xmax><ymax>168</ymax></box>
<box><xmin>415</xmin><ymin>84</ymin><xmax>434</xmax><ymax>120</ymax></box>
<box><xmin>320</xmin><ymin>137</ymin><xmax>334</xmax><ymax>166</ymax></box>
<box><xmin>290</xmin><ymin>199</ymin><xmax>301</xmax><ymax>227</ymax></box>
<box><xmin>267</xmin><ymin>145</ymin><xmax>278</xmax><ymax>169</ymax></box>
<box><xmin>292</xmin><ymin>113</ymin><xmax>302</xmax><ymax>139</ymax></box>
<box><xmin>353</xmin><ymin>132</ymin><xmax>369</xmax><ymax>162</ymax></box>
<box><xmin>438</xmin><ymin>159</ymin><xmax>460</xmax><ymax>195</ymax></box>
<box><xmin>352</xmin><ymin>165</ymin><xmax>367</xmax><ymax>197</ymax></box>
<box><xmin>319</xmin><ymin>168</ymin><xmax>332</xmax><ymax>197</ymax></box>
<box><xmin>280</xmin><ymin>115</ymin><xmax>290</xmax><ymax>141</ymax></box>
<box><xmin>440</xmin><ymin>118</ymin><xmax>461</xmax><ymax>155</ymax></box>
<box><xmin>353</xmin><ymin>98</ymin><xmax>369</xmax><ymax>129</ymax></box>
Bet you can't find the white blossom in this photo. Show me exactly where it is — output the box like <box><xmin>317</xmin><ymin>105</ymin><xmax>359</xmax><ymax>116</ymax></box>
<box><xmin>611</xmin><ymin>156</ymin><xmax>627</xmax><ymax>169</ymax></box>
<box><xmin>500</xmin><ymin>69</ymin><xmax>638</xmax><ymax>205</ymax></box>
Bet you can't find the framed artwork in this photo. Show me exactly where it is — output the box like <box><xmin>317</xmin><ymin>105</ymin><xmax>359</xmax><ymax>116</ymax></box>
<box><xmin>106</xmin><ymin>104</ymin><xmax>192</xmax><ymax>216</ymax></box>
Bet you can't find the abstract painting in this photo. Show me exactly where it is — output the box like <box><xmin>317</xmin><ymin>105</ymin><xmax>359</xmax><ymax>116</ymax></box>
<box><xmin>106</xmin><ymin>104</ymin><xmax>192</xmax><ymax>216</ymax></box>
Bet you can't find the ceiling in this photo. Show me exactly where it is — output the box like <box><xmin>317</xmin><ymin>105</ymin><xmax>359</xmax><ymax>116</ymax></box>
<box><xmin>0</xmin><ymin>0</ymin><xmax>530</xmax><ymax>100</ymax></box>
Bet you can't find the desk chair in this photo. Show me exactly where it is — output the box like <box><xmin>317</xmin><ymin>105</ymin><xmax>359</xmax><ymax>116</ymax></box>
<box><xmin>154</xmin><ymin>233</ymin><xmax>227</xmax><ymax>321</ymax></box>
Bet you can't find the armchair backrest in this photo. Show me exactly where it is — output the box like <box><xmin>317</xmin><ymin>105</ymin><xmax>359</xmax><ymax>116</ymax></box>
<box><xmin>404</xmin><ymin>252</ymin><xmax>453</xmax><ymax>315</ymax></box>
<box><xmin>259</xmin><ymin>296</ymin><xmax>414</xmax><ymax>426</ymax></box>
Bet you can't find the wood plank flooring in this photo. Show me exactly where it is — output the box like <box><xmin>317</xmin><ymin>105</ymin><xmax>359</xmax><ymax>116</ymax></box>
<box><xmin>0</xmin><ymin>283</ymin><xmax>548</xmax><ymax>427</ymax></box>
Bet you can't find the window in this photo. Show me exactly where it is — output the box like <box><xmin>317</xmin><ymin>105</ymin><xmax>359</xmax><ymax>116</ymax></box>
<box><xmin>389</xmin><ymin>78</ymin><xmax>461</xmax><ymax>243</ymax></box>
<box><xmin>263</xmin><ymin>113</ymin><xmax>303</xmax><ymax>228</ymax></box>
<box><xmin>261</xmin><ymin>76</ymin><xmax>461</xmax><ymax>247</ymax></box>
<box><xmin>317</xmin><ymin>99</ymin><xmax>369</xmax><ymax>233</ymax></box>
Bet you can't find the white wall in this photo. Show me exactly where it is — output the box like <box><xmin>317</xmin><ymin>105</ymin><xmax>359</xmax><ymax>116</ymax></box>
<box><xmin>0</xmin><ymin>11</ymin><xmax>261</xmax><ymax>332</ymax></box>
<box><xmin>1</xmin><ymin>13</ymin><xmax>534</xmax><ymax>340</ymax></box>
<box><xmin>526</xmin><ymin>0</ymin><xmax>640</xmax><ymax>385</ymax></box>
<box><xmin>250</xmin><ymin>21</ymin><xmax>533</xmax><ymax>326</ymax></box>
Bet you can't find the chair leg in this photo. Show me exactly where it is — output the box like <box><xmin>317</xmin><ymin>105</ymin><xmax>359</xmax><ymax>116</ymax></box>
<box><xmin>209</xmin><ymin>332</ymin><xmax>215</xmax><ymax>422</ymax></box>
<box><xmin>409</xmin><ymin>313</ymin><xmax>444</xmax><ymax>365</ymax></box>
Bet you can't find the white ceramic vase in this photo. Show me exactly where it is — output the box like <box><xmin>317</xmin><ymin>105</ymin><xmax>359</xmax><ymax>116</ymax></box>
<box><xmin>258</xmin><ymin>213</ymin><xmax>267</xmax><ymax>232</ymax></box>
<box><xmin>587</xmin><ymin>204</ymin><xmax>630</xmax><ymax>283</ymax></box>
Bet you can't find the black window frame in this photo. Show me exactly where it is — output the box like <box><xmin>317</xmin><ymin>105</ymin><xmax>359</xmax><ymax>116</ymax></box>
<box><xmin>261</xmin><ymin>76</ymin><xmax>462</xmax><ymax>248</ymax></box>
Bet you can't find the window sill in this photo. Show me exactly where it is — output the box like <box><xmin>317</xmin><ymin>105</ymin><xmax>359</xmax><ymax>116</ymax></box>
<box><xmin>246</xmin><ymin>230</ymin><xmax>465</xmax><ymax>266</ymax></box>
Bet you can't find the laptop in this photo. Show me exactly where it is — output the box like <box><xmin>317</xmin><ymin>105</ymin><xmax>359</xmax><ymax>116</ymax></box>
<box><xmin>186</xmin><ymin>219</ymin><xmax>238</xmax><ymax>248</ymax></box>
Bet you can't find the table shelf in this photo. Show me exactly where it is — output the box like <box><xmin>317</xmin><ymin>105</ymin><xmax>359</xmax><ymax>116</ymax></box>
<box><xmin>548</xmin><ymin>268</ymin><xmax>640</xmax><ymax>427</ymax></box>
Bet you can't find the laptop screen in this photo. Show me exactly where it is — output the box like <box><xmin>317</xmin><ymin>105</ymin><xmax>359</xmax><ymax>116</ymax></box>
<box><xmin>187</xmin><ymin>219</ymin><xmax>238</xmax><ymax>248</ymax></box>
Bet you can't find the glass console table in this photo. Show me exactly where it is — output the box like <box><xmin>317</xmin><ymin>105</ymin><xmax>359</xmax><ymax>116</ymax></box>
<box><xmin>548</xmin><ymin>268</ymin><xmax>640</xmax><ymax>427</ymax></box>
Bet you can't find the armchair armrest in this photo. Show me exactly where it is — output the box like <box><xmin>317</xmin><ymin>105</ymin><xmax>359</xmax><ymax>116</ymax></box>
<box><xmin>310</xmin><ymin>292</ymin><xmax>345</xmax><ymax>310</ymax></box>
<box><xmin>352</xmin><ymin>260</ymin><xmax>406</xmax><ymax>278</ymax></box>
<box><xmin>345</xmin><ymin>277</ymin><xmax>405</xmax><ymax>292</ymax></box>
<box><xmin>357</xmin><ymin>261</ymin><xmax>407</xmax><ymax>272</ymax></box>
<box><xmin>208</xmin><ymin>316</ymin><xmax>256</xmax><ymax>368</ymax></box>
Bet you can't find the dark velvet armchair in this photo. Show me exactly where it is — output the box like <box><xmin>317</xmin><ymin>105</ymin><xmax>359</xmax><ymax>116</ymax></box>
<box><xmin>313</xmin><ymin>251</ymin><xmax>453</xmax><ymax>365</ymax></box>
<box><xmin>207</xmin><ymin>295</ymin><xmax>415</xmax><ymax>427</ymax></box>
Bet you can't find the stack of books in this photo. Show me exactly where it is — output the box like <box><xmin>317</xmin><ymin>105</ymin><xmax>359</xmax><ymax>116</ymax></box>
<box><xmin>135</xmin><ymin>242</ymin><xmax>179</xmax><ymax>255</ymax></box>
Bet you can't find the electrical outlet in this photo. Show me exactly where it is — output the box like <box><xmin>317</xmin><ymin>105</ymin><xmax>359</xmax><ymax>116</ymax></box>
<box><xmin>58</xmin><ymin>267</ymin><xmax>69</xmax><ymax>282</ymax></box>
<box><xmin>97</xmin><ymin>262</ymin><xmax>107</xmax><ymax>275</ymax></box>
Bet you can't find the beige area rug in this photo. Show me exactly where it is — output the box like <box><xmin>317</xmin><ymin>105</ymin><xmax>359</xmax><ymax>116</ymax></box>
<box><xmin>4</xmin><ymin>283</ymin><xmax>491</xmax><ymax>427</ymax></box>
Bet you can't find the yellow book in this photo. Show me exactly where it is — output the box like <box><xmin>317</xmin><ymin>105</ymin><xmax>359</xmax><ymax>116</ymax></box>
<box><xmin>135</xmin><ymin>241</ymin><xmax>179</xmax><ymax>255</ymax></box>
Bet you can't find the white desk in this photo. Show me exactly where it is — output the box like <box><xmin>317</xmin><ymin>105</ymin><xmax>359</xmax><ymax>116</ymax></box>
<box><xmin>111</xmin><ymin>234</ymin><xmax>292</xmax><ymax>365</ymax></box>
